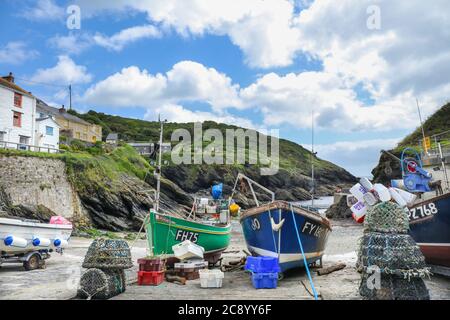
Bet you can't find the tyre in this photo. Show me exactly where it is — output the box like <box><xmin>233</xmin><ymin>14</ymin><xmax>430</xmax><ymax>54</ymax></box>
<box><xmin>24</xmin><ymin>253</ymin><xmax>41</xmax><ymax>271</ymax></box>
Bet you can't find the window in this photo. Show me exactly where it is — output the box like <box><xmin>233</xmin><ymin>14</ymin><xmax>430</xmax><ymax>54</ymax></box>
<box><xmin>19</xmin><ymin>136</ymin><xmax>29</xmax><ymax>144</ymax></box>
<box><xmin>39</xmin><ymin>113</ymin><xmax>45</xmax><ymax>118</ymax></box>
<box><xmin>13</xmin><ymin>112</ymin><xmax>21</xmax><ymax>127</ymax></box>
<box><xmin>46</xmin><ymin>126</ymin><xmax>54</xmax><ymax>136</ymax></box>
<box><xmin>14</xmin><ymin>93</ymin><xmax>22</xmax><ymax>108</ymax></box>
<box><xmin>76</xmin><ymin>132</ymin><xmax>80</xmax><ymax>139</ymax></box>
<box><xmin>92</xmin><ymin>136</ymin><xmax>97</xmax><ymax>142</ymax></box>
<box><xmin>0</xmin><ymin>131</ymin><xmax>4</xmax><ymax>142</ymax></box>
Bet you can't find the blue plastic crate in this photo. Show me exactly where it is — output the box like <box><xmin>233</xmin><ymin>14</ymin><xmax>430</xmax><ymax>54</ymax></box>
<box><xmin>251</xmin><ymin>272</ymin><xmax>278</xmax><ymax>289</ymax></box>
<box><xmin>245</xmin><ymin>256</ymin><xmax>280</xmax><ymax>273</ymax></box>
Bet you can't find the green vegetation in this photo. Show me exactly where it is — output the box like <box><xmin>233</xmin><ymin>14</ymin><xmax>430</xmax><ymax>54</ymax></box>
<box><xmin>71</xmin><ymin>110</ymin><xmax>340</xmax><ymax>174</ymax></box>
<box><xmin>0</xmin><ymin>144</ymin><xmax>152</xmax><ymax>192</ymax></box>
<box><xmin>398</xmin><ymin>102</ymin><xmax>450</xmax><ymax>149</ymax></box>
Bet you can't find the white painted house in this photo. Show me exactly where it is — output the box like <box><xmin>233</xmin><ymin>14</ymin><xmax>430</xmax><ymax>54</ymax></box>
<box><xmin>0</xmin><ymin>73</ymin><xmax>60</xmax><ymax>152</ymax></box>
<box><xmin>0</xmin><ymin>73</ymin><xmax>36</xmax><ymax>149</ymax></box>
<box><xmin>35</xmin><ymin>116</ymin><xmax>60</xmax><ymax>152</ymax></box>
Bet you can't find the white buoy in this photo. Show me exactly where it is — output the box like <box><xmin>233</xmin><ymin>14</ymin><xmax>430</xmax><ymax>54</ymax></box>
<box><xmin>373</xmin><ymin>184</ymin><xmax>392</xmax><ymax>202</ymax></box>
<box><xmin>4</xmin><ymin>235</ymin><xmax>28</xmax><ymax>248</ymax></box>
<box><xmin>351</xmin><ymin>201</ymin><xmax>367</xmax><ymax>223</ymax></box>
<box><xmin>360</xmin><ymin>177</ymin><xmax>374</xmax><ymax>191</ymax></box>
<box><xmin>363</xmin><ymin>192</ymin><xmax>378</xmax><ymax>206</ymax></box>
<box><xmin>393</xmin><ymin>188</ymin><xmax>417</xmax><ymax>206</ymax></box>
<box><xmin>349</xmin><ymin>183</ymin><xmax>368</xmax><ymax>202</ymax></box>
<box><xmin>389</xmin><ymin>188</ymin><xmax>407</xmax><ymax>207</ymax></box>
<box><xmin>53</xmin><ymin>238</ymin><xmax>69</xmax><ymax>248</ymax></box>
<box><xmin>32</xmin><ymin>237</ymin><xmax>51</xmax><ymax>247</ymax></box>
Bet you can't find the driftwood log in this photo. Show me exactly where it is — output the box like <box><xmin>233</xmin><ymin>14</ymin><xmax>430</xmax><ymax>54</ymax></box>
<box><xmin>316</xmin><ymin>263</ymin><xmax>346</xmax><ymax>276</ymax></box>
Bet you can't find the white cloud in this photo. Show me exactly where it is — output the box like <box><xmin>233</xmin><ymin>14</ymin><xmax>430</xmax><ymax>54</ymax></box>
<box><xmin>74</xmin><ymin>0</ymin><xmax>302</xmax><ymax>68</ymax></box>
<box><xmin>48</xmin><ymin>34</ymin><xmax>93</xmax><ymax>55</ymax></box>
<box><xmin>20</xmin><ymin>0</ymin><xmax>64</xmax><ymax>21</ymax></box>
<box><xmin>0</xmin><ymin>41</ymin><xmax>39</xmax><ymax>65</ymax></box>
<box><xmin>305</xmin><ymin>138</ymin><xmax>401</xmax><ymax>177</ymax></box>
<box><xmin>93</xmin><ymin>25</ymin><xmax>162</xmax><ymax>51</ymax></box>
<box><xmin>31</xmin><ymin>55</ymin><xmax>92</xmax><ymax>84</ymax></box>
<box><xmin>83</xmin><ymin>61</ymin><xmax>241</xmax><ymax>110</ymax></box>
<box><xmin>239</xmin><ymin>71</ymin><xmax>420</xmax><ymax>132</ymax></box>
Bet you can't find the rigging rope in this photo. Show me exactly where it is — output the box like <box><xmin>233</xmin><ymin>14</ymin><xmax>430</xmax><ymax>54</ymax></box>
<box><xmin>290</xmin><ymin>204</ymin><xmax>319</xmax><ymax>301</ymax></box>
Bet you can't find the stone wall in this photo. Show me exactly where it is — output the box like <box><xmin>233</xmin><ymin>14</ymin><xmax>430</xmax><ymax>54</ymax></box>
<box><xmin>0</xmin><ymin>155</ymin><xmax>88</xmax><ymax>224</ymax></box>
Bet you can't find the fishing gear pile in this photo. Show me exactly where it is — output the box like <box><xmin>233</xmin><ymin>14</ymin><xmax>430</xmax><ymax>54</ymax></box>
<box><xmin>357</xmin><ymin>201</ymin><xmax>431</xmax><ymax>300</ymax></box>
<box><xmin>78</xmin><ymin>239</ymin><xmax>132</xmax><ymax>299</ymax></box>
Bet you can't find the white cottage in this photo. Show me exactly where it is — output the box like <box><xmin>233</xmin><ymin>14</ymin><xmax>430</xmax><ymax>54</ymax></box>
<box><xmin>35</xmin><ymin>115</ymin><xmax>60</xmax><ymax>152</ymax></box>
<box><xmin>0</xmin><ymin>73</ymin><xmax>61</xmax><ymax>152</ymax></box>
<box><xmin>0</xmin><ymin>73</ymin><xmax>36</xmax><ymax>149</ymax></box>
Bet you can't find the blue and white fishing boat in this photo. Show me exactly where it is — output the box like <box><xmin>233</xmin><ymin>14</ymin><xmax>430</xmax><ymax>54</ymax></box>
<box><xmin>232</xmin><ymin>173</ymin><xmax>332</xmax><ymax>273</ymax></box>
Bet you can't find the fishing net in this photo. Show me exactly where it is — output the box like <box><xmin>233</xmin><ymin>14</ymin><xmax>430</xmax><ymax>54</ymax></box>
<box><xmin>77</xmin><ymin>268</ymin><xmax>126</xmax><ymax>300</ymax></box>
<box><xmin>82</xmin><ymin>238</ymin><xmax>133</xmax><ymax>269</ymax></box>
<box><xmin>356</xmin><ymin>232</ymin><xmax>431</xmax><ymax>278</ymax></box>
<box><xmin>364</xmin><ymin>201</ymin><xmax>410</xmax><ymax>234</ymax></box>
<box><xmin>359</xmin><ymin>272</ymin><xmax>430</xmax><ymax>300</ymax></box>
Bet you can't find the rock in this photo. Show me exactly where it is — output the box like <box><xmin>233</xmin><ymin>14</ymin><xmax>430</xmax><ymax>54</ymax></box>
<box><xmin>325</xmin><ymin>195</ymin><xmax>352</xmax><ymax>220</ymax></box>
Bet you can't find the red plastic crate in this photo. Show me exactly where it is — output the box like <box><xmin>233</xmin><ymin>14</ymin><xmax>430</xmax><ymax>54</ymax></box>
<box><xmin>137</xmin><ymin>271</ymin><xmax>165</xmax><ymax>286</ymax></box>
<box><xmin>137</xmin><ymin>258</ymin><xmax>166</xmax><ymax>272</ymax></box>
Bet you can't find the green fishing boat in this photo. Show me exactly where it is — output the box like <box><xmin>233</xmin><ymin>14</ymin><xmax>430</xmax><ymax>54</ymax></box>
<box><xmin>143</xmin><ymin>118</ymin><xmax>232</xmax><ymax>264</ymax></box>
<box><xmin>145</xmin><ymin>207</ymin><xmax>232</xmax><ymax>263</ymax></box>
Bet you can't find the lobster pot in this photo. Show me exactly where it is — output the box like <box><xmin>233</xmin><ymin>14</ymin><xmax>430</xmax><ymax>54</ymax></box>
<box><xmin>356</xmin><ymin>232</ymin><xmax>430</xmax><ymax>277</ymax></box>
<box><xmin>82</xmin><ymin>239</ymin><xmax>133</xmax><ymax>269</ymax></box>
<box><xmin>364</xmin><ymin>202</ymin><xmax>410</xmax><ymax>234</ymax></box>
<box><xmin>359</xmin><ymin>272</ymin><xmax>429</xmax><ymax>300</ymax></box>
<box><xmin>78</xmin><ymin>268</ymin><xmax>126</xmax><ymax>300</ymax></box>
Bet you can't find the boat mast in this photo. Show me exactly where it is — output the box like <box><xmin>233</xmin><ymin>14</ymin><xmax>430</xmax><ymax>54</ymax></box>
<box><xmin>416</xmin><ymin>98</ymin><xmax>428</xmax><ymax>155</ymax></box>
<box><xmin>311</xmin><ymin>110</ymin><xmax>315</xmax><ymax>208</ymax></box>
<box><xmin>155</xmin><ymin>115</ymin><xmax>165</xmax><ymax>212</ymax></box>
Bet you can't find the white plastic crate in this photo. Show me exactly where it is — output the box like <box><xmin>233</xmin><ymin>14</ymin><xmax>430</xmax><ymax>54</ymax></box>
<box><xmin>199</xmin><ymin>269</ymin><xmax>224</xmax><ymax>288</ymax></box>
<box><xmin>172</xmin><ymin>240</ymin><xmax>205</xmax><ymax>260</ymax></box>
<box><xmin>174</xmin><ymin>259</ymin><xmax>208</xmax><ymax>271</ymax></box>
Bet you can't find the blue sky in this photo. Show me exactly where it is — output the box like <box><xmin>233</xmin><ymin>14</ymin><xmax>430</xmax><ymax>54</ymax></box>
<box><xmin>1</xmin><ymin>0</ymin><xmax>449</xmax><ymax>177</ymax></box>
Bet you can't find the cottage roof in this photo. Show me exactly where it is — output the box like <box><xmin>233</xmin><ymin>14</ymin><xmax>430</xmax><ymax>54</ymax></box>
<box><xmin>106</xmin><ymin>133</ymin><xmax>118</xmax><ymax>140</ymax></box>
<box><xmin>36</xmin><ymin>100</ymin><xmax>92</xmax><ymax>126</ymax></box>
<box><xmin>0</xmin><ymin>77</ymin><xmax>34</xmax><ymax>97</ymax></box>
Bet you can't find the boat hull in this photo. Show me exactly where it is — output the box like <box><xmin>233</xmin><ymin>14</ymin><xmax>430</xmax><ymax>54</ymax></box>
<box><xmin>0</xmin><ymin>218</ymin><xmax>72</xmax><ymax>254</ymax></box>
<box><xmin>408</xmin><ymin>192</ymin><xmax>450</xmax><ymax>267</ymax></box>
<box><xmin>146</xmin><ymin>211</ymin><xmax>231</xmax><ymax>263</ymax></box>
<box><xmin>240</xmin><ymin>201</ymin><xmax>331</xmax><ymax>272</ymax></box>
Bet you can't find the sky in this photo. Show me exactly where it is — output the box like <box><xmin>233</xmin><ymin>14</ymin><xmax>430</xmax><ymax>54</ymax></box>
<box><xmin>1</xmin><ymin>0</ymin><xmax>449</xmax><ymax>177</ymax></box>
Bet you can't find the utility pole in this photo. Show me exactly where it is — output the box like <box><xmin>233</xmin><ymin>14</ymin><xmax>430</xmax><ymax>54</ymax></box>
<box><xmin>69</xmin><ymin>84</ymin><xmax>72</xmax><ymax>110</ymax></box>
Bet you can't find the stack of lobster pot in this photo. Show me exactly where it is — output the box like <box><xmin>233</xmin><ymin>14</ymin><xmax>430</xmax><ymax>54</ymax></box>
<box><xmin>77</xmin><ymin>238</ymin><xmax>133</xmax><ymax>300</ymax></box>
<box><xmin>357</xmin><ymin>201</ymin><xmax>431</xmax><ymax>300</ymax></box>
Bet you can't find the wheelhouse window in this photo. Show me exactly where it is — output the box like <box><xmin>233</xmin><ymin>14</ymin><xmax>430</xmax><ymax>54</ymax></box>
<box><xmin>46</xmin><ymin>126</ymin><xmax>54</xmax><ymax>136</ymax></box>
<box><xmin>14</xmin><ymin>93</ymin><xmax>22</xmax><ymax>108</ymax></box>
<box><xmin>13</xmin><ymin>111</ymin><xmax>22</xmax><ymax>127</ymax></box>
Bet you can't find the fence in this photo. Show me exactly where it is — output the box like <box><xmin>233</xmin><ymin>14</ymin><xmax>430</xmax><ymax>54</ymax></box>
<box><xmin>0</xmin><ymin>140</ymin><xmax>64</xmax><ymax>154</ymax></box>
<box><xmin>418</xmin><ymin>130</ymin><xmax>450</xmax><ymax>158</ymax></box>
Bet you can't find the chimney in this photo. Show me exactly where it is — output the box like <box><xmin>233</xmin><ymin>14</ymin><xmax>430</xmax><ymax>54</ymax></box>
<box><xmin>59</xmin><ymin>105</ymin><xmax>66</xmax><ymax>113</ymax></box>
<box><xmin>2</xmin><ymin>72</ymin><xmax>14</xmax><ymax>83</ymax></box>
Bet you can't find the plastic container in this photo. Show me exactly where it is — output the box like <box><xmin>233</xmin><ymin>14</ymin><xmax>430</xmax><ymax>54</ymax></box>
<box><xmin>219</xmin><ymin>210</ymin><xmax>228</xmax><ymax>224</ymax></box>
<box><xmin>199</xmin><ymin>269</ymin><xmax>224</xmax><ymax>288</ymax></box>
<box><xmin>245</xmin><ymin>256</ymin><xmax>280</xmax><ymax>273</ymax></box>
<box><xmin>137</xmin><ymin>271</ymin><xmax>165</xmax><ymax>286</ymax></box>
<box><xmin>251</xmin><ymin>272</ymin><xmax>278</xmax><ymax>289</ymax></box>
<box><xmin>138</xmin><ymin>258</ymin><xmax>166</xmax><ymax>272</ymax></box>
<box><xmin>349</xmin><ymin>183</ymin><xmax>368</xmax><ymax>202</ymax></box>
<box><xmin>172</xmin><ymin>240</ymin><xmax>204</xmax><ymax>260</ymax></box>
<box><xmin>175</xmin><ymin>270</ymin><xmax>200</xmax><ymax>280</ymax></box>
<box><xmin>373</xmin><ymin>184</ymin><xmax>391</xmax><ymax>202</ymax></box>
<box><xmin>174</xmin><ymin>259</ymin><xmax>208</xmax><ymax>273</ymax></box>
<box><xmin>351</xmin><ymin>201</ymin><xmax>367</xmax><ymax>223</ymax></box>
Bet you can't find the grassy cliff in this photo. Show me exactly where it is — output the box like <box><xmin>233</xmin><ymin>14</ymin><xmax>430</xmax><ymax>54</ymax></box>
<box><xmin>372</xmin><ymin>102</ymin><xmax>450</xmax><ymax>183</ymax></box>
